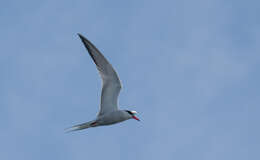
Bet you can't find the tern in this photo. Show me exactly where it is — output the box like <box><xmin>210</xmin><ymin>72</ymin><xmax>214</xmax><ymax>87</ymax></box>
<box><xmin>66</xmin><ymin>34</ymin><xmax>140</xmax><ymax>132</ymax></box>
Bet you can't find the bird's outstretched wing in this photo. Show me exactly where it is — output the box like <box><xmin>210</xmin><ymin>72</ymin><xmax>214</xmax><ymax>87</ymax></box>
<box><xmin>78</xmin><ymin>34</ymin><xmax>122</xmax><ymax>116</ymax></box>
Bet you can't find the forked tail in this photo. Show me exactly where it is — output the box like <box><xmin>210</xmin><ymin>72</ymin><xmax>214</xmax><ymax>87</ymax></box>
<box><xmin>65</xmin><ymin>120</ymin><xmax>96</xmax><ymax>133</ymax></box>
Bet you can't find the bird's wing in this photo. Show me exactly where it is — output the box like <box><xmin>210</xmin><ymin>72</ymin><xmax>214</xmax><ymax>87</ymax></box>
<box><xmin>78</xmin><ymin>34</ymin><xmax>122</xmax><ymax>116</ymax></box>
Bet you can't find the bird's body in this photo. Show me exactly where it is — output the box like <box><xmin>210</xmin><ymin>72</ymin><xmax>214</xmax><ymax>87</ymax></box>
<box><xmin>66</xmin><ymin>34</ymin><xmax>139</xmax><ymax>132</ymax></box>
<box><xmin>97</xmin><ymin>110</ymin><xmax>132</xmax><ymax>125</ymax></box>
<box><xmin>95</xmin><ymin>110</ymin><xmax>133</xmax><ymax>126</ymax></box>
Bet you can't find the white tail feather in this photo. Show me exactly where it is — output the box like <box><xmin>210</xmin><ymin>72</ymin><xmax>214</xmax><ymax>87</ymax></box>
<box><xmin>65</xmin><ymin>120</ymin><xmax>96</xmax><ymax>133</ymax></box>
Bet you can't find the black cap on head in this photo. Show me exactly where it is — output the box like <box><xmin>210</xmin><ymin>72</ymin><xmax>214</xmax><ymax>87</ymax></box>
<box><xmin>125</xmin><ymin>110</ymin><xmax>133</xmax><ymax>115</ymax></box>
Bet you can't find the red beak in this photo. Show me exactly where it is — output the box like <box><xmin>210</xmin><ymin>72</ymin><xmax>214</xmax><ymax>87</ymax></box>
<box><xmin>132</xmin><ymin>115</ymin><xmax>140</xmax><ymax>121</ymax></box>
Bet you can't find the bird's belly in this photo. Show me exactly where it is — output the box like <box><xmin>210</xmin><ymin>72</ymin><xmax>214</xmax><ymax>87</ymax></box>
<box><xmin>97</xmin><ymin>112</ymin><xmax>126</xmax><ymax>126</ymax></box>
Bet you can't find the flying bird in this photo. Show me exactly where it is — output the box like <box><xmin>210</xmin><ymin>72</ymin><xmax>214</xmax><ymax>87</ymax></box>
<box><xmin>66</xmin><ymin>34</ymin><xmax>140</xmax><ymax>132</ymax></box>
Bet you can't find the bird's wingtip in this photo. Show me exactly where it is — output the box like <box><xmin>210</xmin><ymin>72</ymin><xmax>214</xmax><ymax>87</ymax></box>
<box><xmin>78</xmin><ymin>33</ymin><xmax>87</xmax><ymax>40</ymax></box>
<box><xmin>77</xmin><ymin>33</ymin><xmax>83</xmax><ymax>38</ymax></box>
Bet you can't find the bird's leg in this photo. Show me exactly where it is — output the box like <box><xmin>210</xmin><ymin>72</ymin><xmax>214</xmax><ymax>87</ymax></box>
<box><xmin>90</xmin><ymin>121</ymin><xmax>97</xmax><ymax>127</ymax></box>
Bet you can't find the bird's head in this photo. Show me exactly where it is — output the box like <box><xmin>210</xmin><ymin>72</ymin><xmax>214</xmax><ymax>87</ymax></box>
<box><xmin>125</xmin><ymin>110</ymin><xmax>140</xmax><ymax>121</ymax></box>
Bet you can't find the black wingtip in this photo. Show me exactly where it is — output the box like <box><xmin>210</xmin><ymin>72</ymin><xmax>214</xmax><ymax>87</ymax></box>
<box><xmin>77</xmin><ymin>33</ymin><xmax>99</xmax><ymax>66</ymax></box>
<box><xmin>77</xmin><ymin>33</ymin><xmax>85</xmax><ymax>40</ymax></box>
<box><xmin>77</xmin><ymin>33</ymin><xmax>90</xmax><ymax>45</ymax></box>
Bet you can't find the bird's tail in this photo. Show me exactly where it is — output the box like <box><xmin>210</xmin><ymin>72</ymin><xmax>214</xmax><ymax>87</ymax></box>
<box><xmin>65</xmin><ymin>120</ymin><xmax>96</xmax><ymax>133</ymax></box>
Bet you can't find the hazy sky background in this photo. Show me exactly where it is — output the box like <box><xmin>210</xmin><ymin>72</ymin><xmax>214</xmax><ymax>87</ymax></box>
<box><xmin>0</xmin><ymin>0</ymin><xmax>259</xmax><ymax>159</ymax></box>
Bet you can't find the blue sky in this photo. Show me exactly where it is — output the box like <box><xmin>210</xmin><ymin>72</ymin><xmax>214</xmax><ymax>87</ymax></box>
<box><xmin>0</xmin><ymin>0</ymin><xmax>259</xmax><ymax>159</ymax></box>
